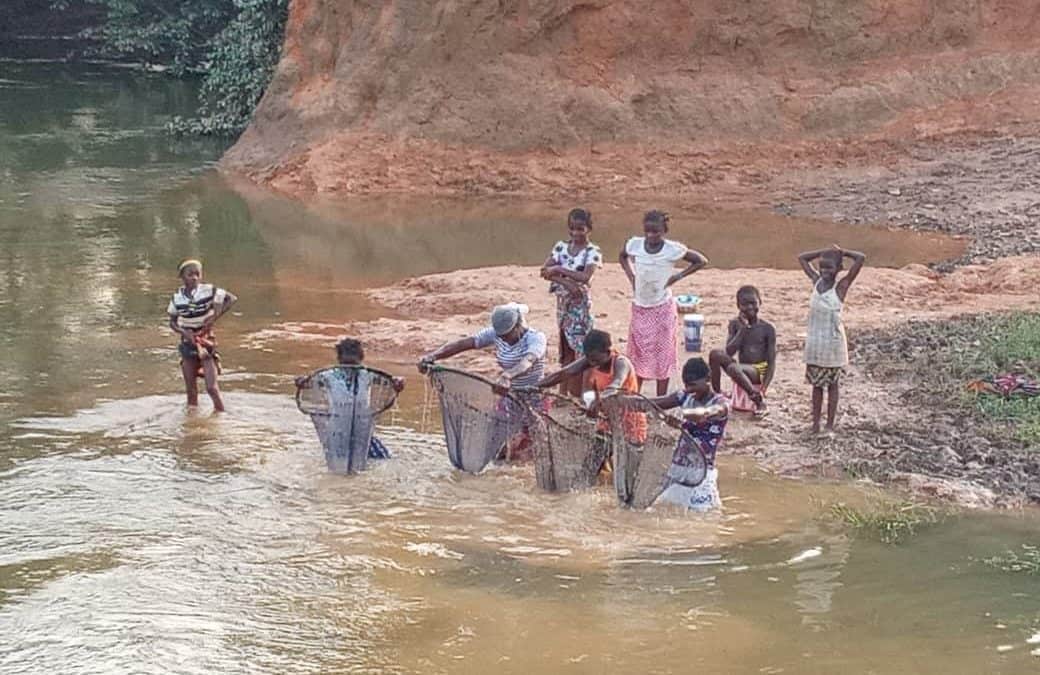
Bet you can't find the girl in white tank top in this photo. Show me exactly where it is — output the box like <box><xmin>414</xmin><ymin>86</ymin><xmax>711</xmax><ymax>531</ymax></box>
<box><xmin>797</xmin><ymin>246</ymin><xmax>867</xmax><ymax>433</ymax></box>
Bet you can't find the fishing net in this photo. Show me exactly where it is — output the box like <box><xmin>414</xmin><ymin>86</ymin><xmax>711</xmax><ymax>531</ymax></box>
<box><xmin>427</xmin><ymin>366</ymin><xmax>533</xmax><ymax>474</ymax></box>
<box><xmin>600</xmin><ymin>395</ymin><xmax>707</xmax><ymax>509</ymax></box>
<box><xmin>296</xmin><ymin>365</ymin><xmax>399</xmax><ymax>474</ymax></box>
<box><xmin>527</xmin><ymin>391</ymin><xmax>609</xmax><ymax>492</ymax></box>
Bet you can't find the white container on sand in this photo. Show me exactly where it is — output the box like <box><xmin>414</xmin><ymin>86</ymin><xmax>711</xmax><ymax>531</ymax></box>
<box><xmin>683</xmin><ymin>313</ymin><xmax>704</xmax><ymax>352</ymax></box>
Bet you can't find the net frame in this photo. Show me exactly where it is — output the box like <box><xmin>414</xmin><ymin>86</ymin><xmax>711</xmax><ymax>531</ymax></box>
<box><xmin>526</xmin><ymin>390</ymin><xmax>609</xmax><ymax>493</ymax></box>
<box><xmin>600</xmin><ymin>393</ymin><xmax>708</xmax><ymax>509</ymax></box>
<box><xmin>296</xmin><ymin>365</ymin><xmax>399</xmax><ymax>417</ymax></box>
<box><xmin>427</xmin><ymin>365</ymin><xmax>534</xmax><ymax>474</ymax></box>
<box><xmin>295</xmin><ymin>365</ymin><xmax>400</xmax><ymax>474</ymax></box>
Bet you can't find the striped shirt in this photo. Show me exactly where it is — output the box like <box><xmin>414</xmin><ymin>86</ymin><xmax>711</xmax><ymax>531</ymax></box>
<box><xmin>167</xmin><ymin>283</ymin><xmax>228</xmax><ymax>330</ymax></box>
<box><xmin>472</xmin><ymin>326</ymin><xmax>547</xmax><ymax>388</ymax></box>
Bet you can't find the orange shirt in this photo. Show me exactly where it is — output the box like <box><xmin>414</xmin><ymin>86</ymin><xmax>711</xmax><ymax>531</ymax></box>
<box><xmin>588</xmin><ymin>351</ymin><xmax>647</xmax><ymax>443</ymax></box>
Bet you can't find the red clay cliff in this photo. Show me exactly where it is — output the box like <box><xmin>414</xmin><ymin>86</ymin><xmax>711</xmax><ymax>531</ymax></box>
<box><xmin>221</xmin><ymin>0</ymin><xmax>1040</xmax><ymax>197</ymax></box>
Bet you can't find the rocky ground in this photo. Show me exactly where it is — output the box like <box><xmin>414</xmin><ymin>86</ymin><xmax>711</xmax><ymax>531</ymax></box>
<box><xmin>827</xmin><ymin>315</ymin><xmax>1040</xmax><ymax>507</ymax></box>
<box><xmin>224</xmin><ymin>0</ymin><xmax>1040</xmax><ymax>206</ymax></box>
<box><xmin>770</xmin><ymin>131</ymin><xmax>1040</xmax><ymax>268</ymax></box>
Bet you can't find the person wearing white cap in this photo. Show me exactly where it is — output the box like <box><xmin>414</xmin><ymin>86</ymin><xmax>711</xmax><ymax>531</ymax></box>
<box><xmin>418</xmin><ymin>303</ymin><xmax>547</xmax><ymax>389</ymax></box>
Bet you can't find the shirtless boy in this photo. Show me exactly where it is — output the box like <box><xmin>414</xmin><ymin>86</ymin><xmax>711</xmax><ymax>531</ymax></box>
<box><xmin>707</xmin><ymin>285</ymin><xmax>775</xmax><ymax>416</ymax></box>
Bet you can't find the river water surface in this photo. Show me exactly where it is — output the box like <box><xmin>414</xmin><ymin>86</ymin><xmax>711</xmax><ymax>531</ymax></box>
<box><xmin>1</xmin><ymin>63</ymin><xmax>1038</xmax><ymax>674</ymax></box>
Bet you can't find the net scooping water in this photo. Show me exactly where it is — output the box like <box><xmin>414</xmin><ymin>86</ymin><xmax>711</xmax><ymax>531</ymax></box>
<box><xmin>527</xmin><ymin>392</ymin><xmax>609</xmax><ymax>492</ymax></box>
<box><xmin>601</xmin><ymin>395</ymin><xmax>707</xmax><ymax>509</ymax></box>
<box><xmin>296</xmin><ymin>365</ymin><xmax>399</xmax><ymax>474</ymax></box>
<box><xmin>427</xmin><ymin>366</ymin><xmax>533</xmax><ymax>474</ymax></box>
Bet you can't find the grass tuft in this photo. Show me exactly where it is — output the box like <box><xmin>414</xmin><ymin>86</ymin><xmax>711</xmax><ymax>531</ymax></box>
<box><xmin>817</xmin><ymin>498</ymin><xmax>943</xmax><ymax>544</ymax></box>
<box><xmin>984</xmin><ymin>544</ymin><xmax>1040</xmax><ymax>575</ymax></box>
<box><xmin>952</xmin><ymin>313</ymin><xmax>1040</xmax><ymax>445</ymax></box>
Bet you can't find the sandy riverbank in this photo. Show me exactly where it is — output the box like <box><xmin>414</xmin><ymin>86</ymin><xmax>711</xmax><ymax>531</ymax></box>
<box><xmin>262</xmin><ymin>255</ymin><xmax>1040</xmax><ymax>507</ymax></box>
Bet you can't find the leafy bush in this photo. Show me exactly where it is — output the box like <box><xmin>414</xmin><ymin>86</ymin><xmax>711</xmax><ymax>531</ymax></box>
<box><xmin>57</xmin><ymin>0</ymin><xmax>288</xmax><ymax>136</ymax></box>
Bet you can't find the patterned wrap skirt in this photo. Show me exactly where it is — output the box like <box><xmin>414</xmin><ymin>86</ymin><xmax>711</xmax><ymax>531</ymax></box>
<box><xmin>555</xmin><ymin>285</ymin><xmax>593</xmax><ymax>359</ymax></box>
<box><xmin>178</xmin><ymin>329</ymin><xmax>221</xmax><ymax>378</ymax></box>
<box><xmin>805</xmin><ymin>364</ymin><xmax>845</xmax><ymax>387</ymax></box>
<box><xmin>626</xmin><ymin>298</ymin><xmax>678</xmax><ymax>380</ymax></box>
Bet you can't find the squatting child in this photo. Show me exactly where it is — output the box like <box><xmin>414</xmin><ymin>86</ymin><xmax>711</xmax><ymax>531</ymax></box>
<box><xmin>708</xmin><ymin>285</ymin><xmax>775</xmax><ymax>417</ymax></box>
<box><xmin>296</xmin><ymin>338</ymin><xmax>405</xmax><ymax>460</ymax></box>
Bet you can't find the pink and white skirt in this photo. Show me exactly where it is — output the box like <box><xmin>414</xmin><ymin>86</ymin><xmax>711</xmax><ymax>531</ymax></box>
<box><xmin>626</xmin><ymin>299</ymin><xmax>678</xmax><ymax>381</ymax></box>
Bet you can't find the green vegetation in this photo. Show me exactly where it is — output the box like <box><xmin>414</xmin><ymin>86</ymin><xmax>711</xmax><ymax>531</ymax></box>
<box><xmin>953</xmin><ymin>313</ymin><xmax>1040</xmax><ymax>444</ymax></box>
<box><xmin>984</xmin><ymin>544</ymin><xmax>1040</xmax><ymax>575</ymax></box>
<box><xmin>817</xmin><ymin>498</ymin><xmax>943</xmax><ymax>544</ymax></box>
<box><xmin>55</xmin><ymin>0</ymin><xmax>288</xmax><ymax>135</ymax></box>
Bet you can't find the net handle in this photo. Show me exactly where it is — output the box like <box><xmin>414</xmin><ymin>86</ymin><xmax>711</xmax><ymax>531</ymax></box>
<box><xmin>424</xmin><ymin>364</ymin><xmax>528</xmax><ymax>409</ymax></box>
<box><xmin>294</xmin><ymin>365</ymin><xmax>400</xmax><ymax>416</ymax></box>
<box><xmin>601</xmin><ymin>392</ymin><xmax>708</xmax><ymax>458</ymax></box>
<box><xmin>600</xmin><ymin>392</ymin><xmax>673</xmax><ymax>421</ymax></box>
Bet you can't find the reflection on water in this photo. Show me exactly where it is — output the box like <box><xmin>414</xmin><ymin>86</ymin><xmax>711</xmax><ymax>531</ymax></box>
<box><xmin>241</xmin><ymin>188</ymin><xmax>967</xmax><ymax>290</ymax></box>
<box><xmin>0</xmin><ymin>62</ymin><xmax>1034</xmax><ymax>674</ymax></box>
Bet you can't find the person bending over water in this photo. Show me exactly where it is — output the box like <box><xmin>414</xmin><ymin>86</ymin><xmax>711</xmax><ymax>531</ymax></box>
<box><xmin>419</xmin><ymin>303</ymin><xmax>547</xmax><ymax>460</ymax></box>
<box><xmin>536</xmin><ymin>329</ymin><xmax>637</xmax><ymax>399</ymax></box>
<box><xmin>797</xmin><ymin>245</ymin><xmax>866</xmax><ymax>434</ymax></box>
<box><xmin>648</xmin><ymin>357</ymin><xmax>729</xmax><ymax>511</ymax></box>
<box><xmin>167</xmin><ymin>259</ymin><xmax>237</xmax><ymax>412</ymax></box>
<box><xmin>418</xmin><ymin>303</ymin><xmax>547</xmax><ymax>391</ymax></box>
<box><xmin>540</xmin><ymin>208</ymin><xmax>602</xmax><ymax>397</ymax></box>
<box><xmin>619</xmin><ymin>210</ymin><xmax>709</xmax><ymax>396</ymax></box>
<box><xmin>708</xmin><ymin>285</ymin><xmax>775</xmax><ymax>417</ymax></box>
<box><xmin>535</xmin><ymin>329</ymin><xmax>647</xmax><ymax>444</ymax></box>
<box><xmin>296</xmin><ymin>338</ymin><xmax>405</xmax><ymax>459</ymax></box>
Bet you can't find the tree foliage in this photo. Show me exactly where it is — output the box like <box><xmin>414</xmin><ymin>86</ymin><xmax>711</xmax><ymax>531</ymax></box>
<box><xmin>57</xmin><ymin>0</ymin><xmax>288</xmax><ymax>136</ymax></box>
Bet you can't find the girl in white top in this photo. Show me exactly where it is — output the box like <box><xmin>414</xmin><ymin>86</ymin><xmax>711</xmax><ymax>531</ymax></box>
<box><xmin>797</xmin><ymin>245</ymin><xmax>866</xmax><ymax>433</ymax></box>
<box><xmin>619</xmin><ymin>210</ymin><xmax>709</xmax><ymax>396</ymax></box>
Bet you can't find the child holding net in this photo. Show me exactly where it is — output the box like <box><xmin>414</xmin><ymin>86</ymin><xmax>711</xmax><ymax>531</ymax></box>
<box><xmin>295</xmin><ymin>338</ymin><xmax>405</xmax><ymax>460</ymax></box>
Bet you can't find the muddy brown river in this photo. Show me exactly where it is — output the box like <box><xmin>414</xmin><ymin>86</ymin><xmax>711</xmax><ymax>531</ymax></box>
<box><xmin>1</xmin><ymin>62</ymin><xmax>1037</xmax><ymax>674</ymax></box>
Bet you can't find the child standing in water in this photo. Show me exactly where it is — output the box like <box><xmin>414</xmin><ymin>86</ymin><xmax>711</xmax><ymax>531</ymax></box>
<box><xmin>296</xmin><ymin>338</ymin><xmax>405</xmax><ymax>459</ymax></box>
<box><xmin>167</xmin><ymin>259</ymin><xmax>237</xmax><ymax>412</ymax></box>
<box><xmin>541</xmin><ymin>208</ymin><xmax>602</xmax><ymax>397</ymax></box>
<box><xmin>797</xmin><ymin>245</ymin><xmax>866</xmax><ymax>433</ymax></box>
<box><xmin>535</xmin><ymin>329</ymin><xmax>647</xmax><ymax>443</ymax></box>
<box><xmin>619</xmin><ymin>210</ymin><xmax>709</xmax><ymax>396</ymax></box>
<box><xmin>650</xmin><ymin>357</ymin><xmax>729</xmax><ymax>511</ymax></box>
